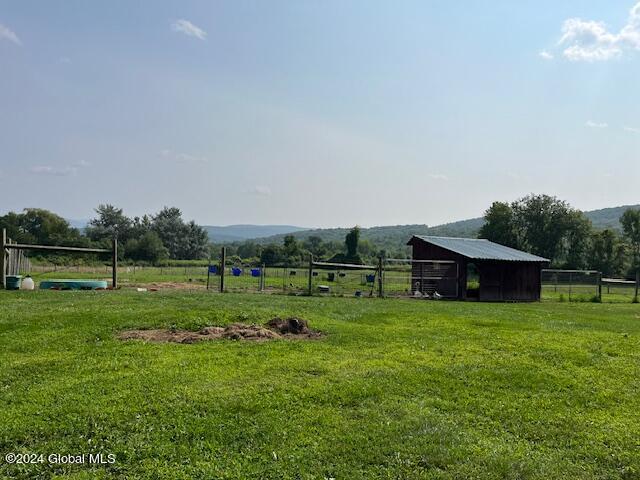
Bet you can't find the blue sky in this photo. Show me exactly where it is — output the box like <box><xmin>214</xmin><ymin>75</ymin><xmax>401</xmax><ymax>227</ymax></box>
<box><xmin>1</xmin><ymin>1</ymin><xmax>639</xmax><ymax>227</ymax></box>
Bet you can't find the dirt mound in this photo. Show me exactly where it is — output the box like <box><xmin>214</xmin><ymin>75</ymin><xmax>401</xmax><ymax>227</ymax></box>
<box><xmin>118</xmin><ymin>317</ymin><xmax>321</xmax><ymax>344</ymax></box>
<box><xmin>266</xmin><ymin>317</ymin><xmax>311</xmax><ymax>334</ymax></box>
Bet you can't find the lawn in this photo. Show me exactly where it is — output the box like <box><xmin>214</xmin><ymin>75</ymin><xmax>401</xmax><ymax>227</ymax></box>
<box><xmin>0</xmin><ymin>291</ymin><xmax>639</xmax><ymax>479</ymax></box>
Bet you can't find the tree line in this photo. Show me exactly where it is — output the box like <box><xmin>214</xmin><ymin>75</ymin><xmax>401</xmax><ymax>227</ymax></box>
<box><xmin>2</xmin><ymin>195</ymin><xmax>639</xmax><ymax>278</ymax></box>
<box><xmin>479</xmin><ymin>194</ymin><xmax>640</xmax><ymax>278</ymax></box>
<box><xmin>0</xmin><ymin>205</ymin><xmax>209</xmax><ymax>263</ymax></box>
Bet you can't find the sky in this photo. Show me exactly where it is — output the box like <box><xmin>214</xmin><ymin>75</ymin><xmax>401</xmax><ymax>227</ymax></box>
<box><xmin>1</xmin><ymin>0</ymin><xmax>639</xmax><ymax>228</ymax></box>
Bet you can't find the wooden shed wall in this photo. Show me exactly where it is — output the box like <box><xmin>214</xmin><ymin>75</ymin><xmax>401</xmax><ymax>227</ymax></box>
<box><xmin>409</xmin><ymin>238</ymin><xmax>543</xmax><ymax>302</ymax></box>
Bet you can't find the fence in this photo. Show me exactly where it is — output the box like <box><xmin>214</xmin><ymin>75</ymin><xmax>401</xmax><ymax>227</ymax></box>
<box><xmin>541</xmin><ymin>269</ymin><xmax>601</xmax><ymax>300</ymax></box>
<box><xmin>383</xmin><ymin>258</ymin><xmax>459</xmax><ymax>298</ymax></box>
<box><xmin>541</xmin><ymin>269</ymin><xmax>640</xmax><ymax>302</ymax></box>
<box><xmin>18</xmin><ymin>251</ymin><xmax>640</xmax><ymax>303</ymax></box>
<box><xmin>3</xmin><ymin>241</ymin><xmax>31</xmax><ymax>277</ymax></box>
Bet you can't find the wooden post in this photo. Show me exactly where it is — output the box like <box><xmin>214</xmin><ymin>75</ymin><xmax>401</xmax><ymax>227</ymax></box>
<box><xmin>219</xmin><ymin>247</ymin><xmax>226</xmax><ymax>293</ymax></box>
<box><xmin>206</xmin><ymin>263</ymin><xmax>211</xmax><ymax>290</ymax></box>
<box><xmin>597</xmin><ymin>272</ymin><xmax>602</xmax><ymax>302</ymax></box>
<box><xmin>112</xmin><ymin>237</ymin><xmax>118</xmax><ymax>289</ymax></box>
<box><xmin>568</xmin><ymin>271</ymin><xmax>572</xmax><ymax>301</ymax></box>
<box><xmin>635</xmin><ymin>271</ymin><xmax>639</xmax><ymax>302</ymax></box>
<box><xmin>307</xmin><ymin>254</ymin><xmax>313</xmax><ymax>296</ymax></box>
<box><xmin>377</xmin><ymin>256</ymin><xmax>384</xmax><ymax>298</ymax></box>
<box><xmin>1</xmin><ymin>228</ymin><xmax>6</xmax><ymax>289</ymax></box>
<box><xmin>260</xmin><ymin>264</ymin><xmax>265</xmax><ymax>292</ymax></box>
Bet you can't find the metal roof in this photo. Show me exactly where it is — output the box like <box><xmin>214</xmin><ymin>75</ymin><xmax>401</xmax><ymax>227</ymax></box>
<box><xmin>409</xmin><ymin>235</ymin><xmax>550</xmax><ymax>262</ymax></box>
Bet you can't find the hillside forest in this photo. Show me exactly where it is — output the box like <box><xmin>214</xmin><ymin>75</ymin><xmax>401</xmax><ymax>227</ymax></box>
<box><xmin>1</xmin><ymin>195</ymin><xmax>639</xmax><ymax>278</ymax></box>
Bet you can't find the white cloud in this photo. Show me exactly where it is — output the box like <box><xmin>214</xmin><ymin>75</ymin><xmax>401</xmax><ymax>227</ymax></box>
<box><xmin>171</xmin><ymin>19</ymin><xmax>207</xmax><ymax>40</ymax></box>
<box><xmin>160</xmin><ymin>149</ymin><xmax>208</xmax><ymax>163</ymax></box>
<box><xmin>73</xmin><ymin>159</ymin><xmax>91</xmax><ymax>167</ymax></box>
<box><xmin>29</xmin><ymin>165</ymin><xmax>77</xmax><ymax>176</ymax></box>
<box><xmin>429</xmin><ymin>174</ymin><xmax>448</xmax><ymax>181</ymax></box>
<box><xmin>624</xmin><ymin>126</ymin><xmax>640</xmax><ymax>133</ymax></box>
<box><xmin>0</xmin><ymin>23</ymin><xmax>21</xmax><ymax>46</ymax></box>
<box><xmin>59</xmin><ymin>57</ymin><xmax>72</xmax><ymax>64</ymax></box>
<box><xmin>539</xmin><ymin>50</ymin><xmax>554</xmax><ymax>60</ymax></box>
<box><xmin>556</xmin><ymin>2</ymin><xmax>640</xmax><ymax>61</ymax></box>
<box><xmin>247</xmin><ymin>185</ymin><xmax>272</xmax><ymax>196</ymax></box>
<box><xmin>585</xmin><ymin>120</ymin><xmax>608</xmax><ymax>128</ymax></box>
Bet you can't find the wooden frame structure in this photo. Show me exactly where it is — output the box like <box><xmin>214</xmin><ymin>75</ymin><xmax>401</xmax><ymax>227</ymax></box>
<box><xmin>1</xmin><ymin>228</ymin><xmax>118</xmax><ymax>290</ymax></box>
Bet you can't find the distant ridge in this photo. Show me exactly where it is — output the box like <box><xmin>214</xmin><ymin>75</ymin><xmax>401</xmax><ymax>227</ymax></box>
<box><xmin>244</xmin><ymin>204</ymin><xmax>640</xmax><ymax>248</ymax></box>
<box><xmin>204</xmin><ymin>224</ymin><xmax>308</xmax><ymax>242</ymax></box>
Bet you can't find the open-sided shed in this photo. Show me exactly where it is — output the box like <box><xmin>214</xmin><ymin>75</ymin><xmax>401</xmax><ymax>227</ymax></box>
<box><xmin>407</xmin><ymin>235</ymin><xmax>549</xmax><ymax>302</ymax></box>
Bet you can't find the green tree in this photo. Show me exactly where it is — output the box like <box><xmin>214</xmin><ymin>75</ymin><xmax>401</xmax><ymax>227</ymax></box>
<box><xmin>260</xmin><ymin>244</ymin><xmax>283</xmax><ymax>265</ymax></box>
<box><xmin>563</xmin><ymin>211</ymin><xmax>592</xmax><ymax>269</ymax></box>
<box><xmin>237</xmin><ymin>241</ymin><xmax>261</xmax><ymax>260</ymax></box>
<box><xmin>2</xmin><ymin>209</ymin><xmax>84</xmax><ymax>246</ymax></box>
<box><xmin>345</xmin><ymin>226</ymin><xmax>360</xmax><ymax>259</ymax></box>
<box><xmin>124</xmin><ymin>231</ymin><xmax>169</xmax><ymax>263</ymax></box>
<box><xmin>590</xmin><ymin>229</ymin><xmax>625</xmax><ymax>277</ymax></box>
<box><xmin>621</xmin><ymin>209</ymin><xmax>640</xmax><ymax>274</ymax></box>
<box><xmin>479</xmin><ymin>202</ymin><xmax>517</xmax><ymax>248</ymax></box>
<box><xmin>511</xmin><ymin>194</ymin><xmax>591</xmax><ymax>266</ymax></box>
<box><xmin>180</xmin><ymin>220</ymin><xmax>209</xmax><ymax>260</ymax></box>
<box><xmin>303</xmin><ymin>236</ymin><xmax>326</xmax><ymax>257</ymax></box>
<box><xmin>151</xmin><ymin>207</ymin><xmax>186</xmax><ymax>259</ymax></box>
<box><xmin>283</xmin><ymin>235</ymin><xmax>301</xmax><ymax>263</ymax></box>
<box><xmin>86</xmin><ymin>204</ymin><xmax>132</xmax><ymax>242</ymax></box>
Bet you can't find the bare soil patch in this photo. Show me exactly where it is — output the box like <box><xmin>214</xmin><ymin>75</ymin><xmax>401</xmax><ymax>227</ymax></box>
<box><xmin>118</xmin><ymin>317</ymin><xmax>322</xmax><ymax>344</ymax></box>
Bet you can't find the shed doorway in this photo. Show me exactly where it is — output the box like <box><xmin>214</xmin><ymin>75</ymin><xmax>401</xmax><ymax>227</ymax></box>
<box><xmin>466</xmin><ymin>262</ymin><xmax>480</xmax><ymax>299</ymax></box>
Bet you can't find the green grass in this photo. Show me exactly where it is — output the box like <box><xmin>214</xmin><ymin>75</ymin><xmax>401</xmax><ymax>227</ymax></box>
<box><xmin>1</xmin><ymin>291</ymin><xmax>639</xmax><ymax>479</ymax></box>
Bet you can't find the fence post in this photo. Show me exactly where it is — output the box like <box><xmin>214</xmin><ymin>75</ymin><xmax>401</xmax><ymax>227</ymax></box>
<box><xmin>378</xmin><ymin>256</ymin><xmax>384</xmax><ymax>298</ymax></box>
<box><xmin>260</xmin><ymin>264</ymin><xmax>265</xmax><ymax>292</ymax></box>
<box><xmin>598</xmin><ymin>272</ymin><xmax>602</xmax><ymax>302</ymax></box>
<box><xmin>219</xmin><ymin>247</ymin><xmax>226</xmax><ymax>293</ymax></box>
<box><xmin>112</xmin><ymin>237</ymin><xmax>118</xmax><ymax>289</ymax></box>
<box><xmin>1</xmin><ymin>228</ymin><xmax>6</xmax><ymax>289</ymax></box>
<box><xmin>307</xmin><ymin>255</ymin><xmax>313</xmax><ymax>296</ymax></box>
<box><xmin>635</xmin><ymin>271</ymin><xmax>639</xmax><ymax>302</ymax></box>
<box><xmin>568</xmin><ymin>271</ymin><xmax>572</xmax><ymax>301</ymax></box>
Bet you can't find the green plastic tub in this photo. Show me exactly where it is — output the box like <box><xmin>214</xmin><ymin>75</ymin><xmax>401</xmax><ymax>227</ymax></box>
<box><xmin>39</xmin><ymin>279</ymin><xmax>108</xmax><ymax>290</ymax></box>
<box><xmin>5</xmin><ymin>275</ymin><xmax>22</xmax><ymax>290</ymax></box>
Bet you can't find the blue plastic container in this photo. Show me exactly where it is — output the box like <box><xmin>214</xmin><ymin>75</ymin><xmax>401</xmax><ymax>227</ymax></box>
<box><xmin>231</xmin><ymin>267</ymin><xmax>242</xmax><ymax>277</ymax></box>
<box><xmin>40</xmin><ymin>279</ymin><xmax>108</xmax><ymax>290</ymax></box>
<box><xmin>251</xmin><ymin>268</ymin><xmax>261</xmax><ymax>277</ymax></box>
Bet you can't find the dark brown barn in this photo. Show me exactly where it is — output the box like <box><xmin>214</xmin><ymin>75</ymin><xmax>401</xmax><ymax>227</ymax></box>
<box><xmin>407</xmin><ymin>236</ymin><xmax>549</xmax><ymax>302</ymax></box>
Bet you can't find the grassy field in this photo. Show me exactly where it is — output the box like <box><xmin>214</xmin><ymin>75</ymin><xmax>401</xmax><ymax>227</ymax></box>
<box><xmin>1</xmin><ymin>291</ymin><xmax>639</xmax><ymax>479</ymax></box>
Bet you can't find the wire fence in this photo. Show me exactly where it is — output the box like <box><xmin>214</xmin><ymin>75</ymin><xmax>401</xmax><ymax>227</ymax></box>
<box><xmin>17</xmin><ymin>259</ymin><xmax>640</xmax><ymax>303</ymax></box>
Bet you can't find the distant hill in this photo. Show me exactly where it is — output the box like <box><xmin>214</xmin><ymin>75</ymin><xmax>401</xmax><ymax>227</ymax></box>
<box><xmin>247</xmin><ymin>204</ymin><xmax>640</xmax><ymax>251</ymax></box>
<box><xmin>205</xmin><ymin>224</ymin><xmax>308</xmax><ymax>242</ymax></box>
<box><xmin>583</xmin><ymin>205</ymin><xmax>640</xmax><ymax>231</ymax></box>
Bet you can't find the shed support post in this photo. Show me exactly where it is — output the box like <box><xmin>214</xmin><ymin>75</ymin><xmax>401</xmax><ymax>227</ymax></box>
<box><xmin>307</xmin><ymin>255</ymin><xmax>313</xmax><ymax>296</ymax></box>
<box><xmin>112</xmin><ymin>237</ymin><xmax>118</xmax><ymax>289</ymax></box>
<box><xmin>220</xmin><ymin>247</ymin><xmax>226</xmax><ymax>293</ymax></box>
<box><xmin>1</xmin><ymin>228</ymin><xmax>6</xmax><ymax>290</ymax></box>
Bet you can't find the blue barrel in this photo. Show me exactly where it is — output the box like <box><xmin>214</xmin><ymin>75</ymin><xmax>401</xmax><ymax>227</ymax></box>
<box><xmin>251</xmin><ymin>268</ymin><xmax>261</xmax><ymax>277</ymax></box>
<box><xmin>231</xmin><ymin>267</ymin><xmax>242</xmax><ymax>276</ymax></box>
<box><xmin>5</xmin><ymin>275</ymin><xmax>22</xmax><ymax>290</ymax></box>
